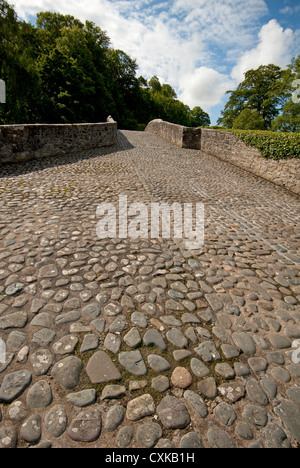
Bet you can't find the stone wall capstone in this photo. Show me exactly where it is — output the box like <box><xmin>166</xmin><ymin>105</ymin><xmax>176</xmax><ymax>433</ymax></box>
<box><xmin>0</xmin><ymin>117</ymin><xmax>117</xmax><ymax>165</ymax></box>
<box><xmin>145</xmin><ymin>119</ymin><xmax>201</xmax><ymax>150</ymax></box>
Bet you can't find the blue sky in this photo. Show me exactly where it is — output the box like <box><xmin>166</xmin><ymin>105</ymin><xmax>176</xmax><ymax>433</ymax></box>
<box><xmin>12</xmin><ymin>0</ymin><xmax>300</xmax><ymax>124</ymax></box>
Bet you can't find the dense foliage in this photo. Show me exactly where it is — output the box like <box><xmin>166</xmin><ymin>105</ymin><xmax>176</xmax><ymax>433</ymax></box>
<box><xmin>271</xmin><ymin>99</ymin><xmax>300</xmax><ymax>133</ymax></box>
<box><xmin>0</xmin><ymin>1</ymin><xmax>210</xmax><ymax>129</ymax></box>
<box><xmin>232</xmin><ymin>109</ymin><xmax>265</xmax><ymax>130</ymax></box>
<box><xmin>230</xmin><ymin>129</ymin><xmax>300</xmax><ymax>160</ymax></box>
<box><xmin>218</xmin><ymin>59</ymin><xmax>300</xmax><ymax>132</ymax></box>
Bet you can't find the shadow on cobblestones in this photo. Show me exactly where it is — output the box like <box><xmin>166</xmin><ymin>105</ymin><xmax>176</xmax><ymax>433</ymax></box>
<box><xmin>0</xmin><ymin>131</ymin><xmax>135</xmax><ymax>179</ymax></box>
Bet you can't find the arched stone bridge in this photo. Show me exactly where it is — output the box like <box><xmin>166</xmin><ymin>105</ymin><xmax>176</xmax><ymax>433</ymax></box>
<box><xmin>0</xmin><ymin>130</ymin><xmax>299</xmax><ymax>448</ymax></box>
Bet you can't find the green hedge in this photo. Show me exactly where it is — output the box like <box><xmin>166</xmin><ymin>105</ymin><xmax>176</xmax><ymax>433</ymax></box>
<box><xmin>228</xmin><ymin>129</ymin><xmax>300</xmax><ymax>160</ymax></box>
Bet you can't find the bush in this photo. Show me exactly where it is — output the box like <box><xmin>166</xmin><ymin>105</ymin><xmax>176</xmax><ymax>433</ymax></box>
<box><xmin>228</xmin><ymin>129</ymin><xmax>300</xmax><ymax>160</ymax></box>
<box><xmin>206</xmin><ymin>125</ymin><xmax>224</xmax><ymax>130</ymax></box>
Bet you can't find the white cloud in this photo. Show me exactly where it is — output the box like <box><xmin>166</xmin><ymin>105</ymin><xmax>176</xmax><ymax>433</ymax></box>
<box><xmin>135</xmin><ymin>23</ymin><xmax>203</xmax><ymax>82</ymax></box>
<box><xmin>9</xmin><ymin>0</ymin><xmax>299</xmax><ymax>121</ymax></box>
<box><xmin>12</xmin><ymin>0</ymin><xmax>140</xmax><ymax>45</ymax></box>
<box><xmin>179</xmin><ymin>67</ymin><xmax>235</xmax><ymax>111</ymax></box>
<box><xmin>171</xmin><ymin>0</ymin><xmax>269</xmax><ymax>48</ymax></box>
<box><xmin>231</xmin><ymin>19</ymin><xmax>295</xmax><ymax>82</ymax></box>
<box><xmin>11</xmin><ymin>0</ymin><xmax>269</xmax><ymax>69</ymax></box>
<box><xmin>12</xmin><ymin>0</ymin><xmax>205</xmax><ymax>84</ymax></box>
<box><xmin>280</xmin><ymin>5</ymin><xmax>300</xmax><ymax>15</ymax></box>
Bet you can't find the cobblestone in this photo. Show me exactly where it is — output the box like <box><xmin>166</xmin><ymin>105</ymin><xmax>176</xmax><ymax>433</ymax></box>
<box><xmin>0</xmin><ymin>130</ymin><xmax>299</xmax><ymax>448</ymax></box>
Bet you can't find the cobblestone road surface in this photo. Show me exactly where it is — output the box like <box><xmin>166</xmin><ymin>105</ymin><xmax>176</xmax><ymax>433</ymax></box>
<box><xmin>0</xmin><ymin>130</ymin><xmax>299</xmax><ymax>448</ymax></box>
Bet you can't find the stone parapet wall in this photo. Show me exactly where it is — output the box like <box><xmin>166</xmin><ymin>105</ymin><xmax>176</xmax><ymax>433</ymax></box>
<box><xmin>0</xmin><ymin>118</ymin><xmax>117</xmax><ymax>165</ymax></box>
<box><xmin>145</xmin><ymin>120</ymin><xmax>299</xmax><ymax>196</ymax></box>
<box><xmin>201</xmin><ymin>129</ymin><xmax>300</xmax><ymax>196</ymax></box>
<box><xmin>145</xmin><ymin>119</ymin><xmax>201</xmax><ymax>150</ymax></box>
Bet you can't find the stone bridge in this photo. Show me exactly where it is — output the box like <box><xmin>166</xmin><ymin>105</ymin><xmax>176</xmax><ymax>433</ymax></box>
<box><xmin>0</xmin><ymin>129</ymin><xmax>299</xmax><ymax>448</ymax></box>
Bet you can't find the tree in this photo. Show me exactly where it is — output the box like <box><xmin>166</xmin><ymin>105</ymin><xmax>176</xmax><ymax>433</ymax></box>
<box><xmin>107</xmin><ymin>49</ymin><xmax>138</xmax><ymax>93</ymax></box>
<box><xmin>147</xmin><ymin>75</ymin><xmax>210</xmax><ymax>127</ymax></box>
<box><xmin>105</xmin><ymin>49</ymin><xmax>140</xmax><ymax>128</ymax></box>
<box><xmin>35</xmin><ymin>12</ymin><xmax>113</xmax><ymax>123</ymax></box>
<box><xmin>190</xmin><ymin>106</ymin><xmax>211</xmax><ymax>127</ymax></box>
<box><xmin>161</xmin><ymin>83</ymin><xmax>177</xmax><ymax>99</ymax></box>
<box><xmin>0</xmin><ymin>0</ymin><xmax>39</xmax><ymax>123</ymax></box>
<box><xmin>218</xmin><ymin>64</ymin><xmax>293</xmax><ymax>129</ymax></box>
<box><xmin>37</xmin><ymin>26</ymin><xmax>99</xmax><ymax>122</ymax></box>
<box><xmin>271</xmin><ymin>55</ymin><xmax>300</xmax><ymax>133</ymax></box>
<box><xmin>271</xmin><ymin>101</ymin><xmax>300</xmax><ymax>133</ymax></box>
<box><xmin>233</xmin><ymin>108</ymin><xmax>265</xmax><ymax>130</ymax></box>
<box><xmin>149</xmin><ymin>76</ymin><xmax>162</xmax><ymax>93</ymax></box>
<box><xmin>137</xmin><ymin>76</ymin><xmax>149</xmax><ymax>89</ymax></box>
<box><xmin>0</xmin><ymin>2</ymin><xmax>211</xmax><ymax>129</ymax></box>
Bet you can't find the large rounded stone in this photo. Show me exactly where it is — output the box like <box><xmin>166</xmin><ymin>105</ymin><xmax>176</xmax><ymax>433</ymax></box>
<box><xmin>214</xmin><ymin>402</ymin><xmax>236</xmax><ymax>426</ymax></box>
<box><xmin>0</xmin><ymin>426</ymin><xmax>18</xmax><ymax>448</ymax></box>
<box><xmin>183</xmin><ymin>390</ymin><xmax>208</xmax><ymax>419</ymax></box>
<box><xmin>242</xmin><ymin>405</ymin><xmax>268</xmax><ymax>428</ymax></box>
<box><xmin>246</xmin><ymin>379</ymin><xmax>269</xmax><ymax>406</ymax></box>
<box><xmin>0</xmin><ymin>312</ymin><xmax>28</xmax><ymax>330</ymax></box>
<box><xmin>274</xmin><ymin>400</ymin><xmax>300</xmax><ymax>444</ymax></box>
<box><xmin>52</xmin><ymin>335</ymin><xmax>78</xmax><ymax>355</ymax></box>
<box><xmin>207</xmin><ymin>428</ymin><xmax>236</xmax><ymax>448</ymax></box>
<box><xmin>126</xmin><ymin>394</ymin><xmax>155</xmax><ymax>421</ymax></box>
<box><xmin>104</xmin><ymin>303</ymin><xmax>122</xmax><ymax>317</ymax></box>
<box><xmin>194</xmin><ymin>341</ymin><xmax>221</xmax><ymax>362</ymax></box>
<box><xmin>26</xmin><ymin>380</ymin><xmax>53</xmax><ymax>408</ymax></box>
<box><xmin>20</xmin><ymin>414</ymin><xmax>42</xmax><ymax>443</ymax></box>
<box><xmin>30</xmin><ymin>349</ymin><xmax>53</xmax><ymax>376</ymax></box>
<box><xmin>171</xmin><ymin>367</ymin><xmax>192</xmax><ymax>389</ymax></box>
<box><xmin>136</xmin><ymin>423</ymin><xmax>163</xmax><ymax>448</ymax></box>
<box><xmin>198</xmin><ymin>377</ymin><xmax>218</xmax><ymax>399</ymax></box>
<box><xmin>116</xmin><ymin>426</ymin><xmax>134</xmax><ymax>448</ymax></box>
<box><xmin>67</xmin><ymin>389</ymin><xmax>97</xmax><ymax>407</ymax></box>
<box><xmin>148</xmin><ymin>355</ymin><xmax>171</xmax><ymax>372</ymax></box>
<box><xmin>0</xmin><ymin>370</ymin><xmax>32</xmax><ymax>403</ymax></box>
<box><xmin>180</xmin><ymin>432</ymin><xmax>203</xmax><ymax>448</ymax></box>
<box><xmin>143</xmin><ymin>329</ymin><xmax>167</xmax><ymax>351</ymax></box>
<box><xmin>86</xmin><ymin>351</ymin><xmax>122</xmax><ymax>383</ymax></box>
<box><xmin>190</xmin><ymin>358</ymin><xmax>210</xmax><ymax>378</ymax></box>
<box><xmin>166</xmin><ymin>328</ymin><xmax>188</xmax><ymax>348</ymax></box>
<box><xmin>5</xmin><ymin>283</ymin><xmax>24</xmax><ymax>296</ymax></box>
<box><xmin>83</xmin><ymin>303</ymin><xmax>101</xmax><ymax>319</ymax></box>
<box><xmin>68</xmin><ymin>408</ymin><xmax>102</xmax><ymax>442</ymax></box>
<box><xmin>218</xmin><ymin>381</ymin><xmax>245</xmax><ymax>403</ymax></box>
<box><xmin>45</xmin><ymin>405</ymin><xmax>68</xmax><ymax>438</ymax></box>
<box><xmin>157</xmin><ymin>395</ymin><xmax>190</xmax><ymax>429</ymax></box>
<box><xmin>105</xmin><ymin>405</ymin><xmax>125</xmax><ymax>432</ymax></box>
<box><xmin>38</xmin><ymin>264</ymin><xmax>59</xmax><ymax>278</ymax></box>
<box><xmin>232</xmin><ymin>332</ymin><xmax>256</xmax><ymax>355</ymax></box>
<box><xmin>118</xmin><ymin>350</ymin><xmax>147</xmax><ymax>376</ymax></box>
<box><xmin>51</xmin><ymin>356</ymin><xmax>83</xmax><ymax>390</ymax></box>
